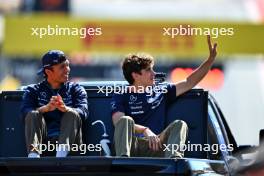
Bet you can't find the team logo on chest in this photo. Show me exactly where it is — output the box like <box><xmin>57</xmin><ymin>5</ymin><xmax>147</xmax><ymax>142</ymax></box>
<box><xmin>38</xmin><ymin>91</ymin><xmax>49</xmax><ymax>106</ymax></box>
<box><xmin>129</xmin><ymin>95</ymin><xmax>137</xmax><ymax>105</ymax></box>
<box><xmin>130</xmin><ymin>95</ymin><xmax>137</xmax><ymax>102</ymax></box>
<box><xmin>40</xmin><ymin>92</ymin><xmax>47</xmax><ymax>99</ymax></box>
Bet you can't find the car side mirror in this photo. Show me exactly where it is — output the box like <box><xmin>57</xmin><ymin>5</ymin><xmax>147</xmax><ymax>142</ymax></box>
<box><xmin>259</xmin><ymin>129</ymin><xmax>264</xmax><ymax>145</ymax></box>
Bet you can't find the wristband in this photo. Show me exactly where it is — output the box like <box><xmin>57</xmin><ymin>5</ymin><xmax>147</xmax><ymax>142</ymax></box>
<box><xmin>142</xmin><ymin>127</ymin><xmax>148</xmax><ymax>133</ymax></box>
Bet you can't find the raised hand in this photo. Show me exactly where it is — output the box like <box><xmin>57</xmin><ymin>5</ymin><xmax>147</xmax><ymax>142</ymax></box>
<box><xmin>207</xmin><ymin>35</ymin><xmax>217</xmax><ymax>61</ymax></box>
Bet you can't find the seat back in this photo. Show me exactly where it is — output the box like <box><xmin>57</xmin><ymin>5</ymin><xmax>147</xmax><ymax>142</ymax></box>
<box><xmin>0</xmin><ymin>88</ymin><xmax>208</xmax><ymax>158</ymax></box>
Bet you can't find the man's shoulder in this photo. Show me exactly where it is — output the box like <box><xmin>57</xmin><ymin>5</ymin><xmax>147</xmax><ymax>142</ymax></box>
<box><xmin>112</xmin><ymin>92</ymin><xmax>128</xmax><ymax>100</ymax></box>
<box><xmin>153</xmin><ymin>83</ymin><xmax>176</xmax><ymax>94</ymax></box>
<box><xmin>66</xmin><ymin>82</ymin><xmax>86</xmax><ymax>94</ymax></box>
<box><xmin>66</xmin><ymin>82</ymin><xmax>82</xmax><ymax>88</ymax></box>
<box><xmin>154</xmin><ymin>83</ymin><xmax>174</xmax><ymax>89</ymax></box>
<box><xmin>65</xmin><ymin>81</ymin><xmax>74</xmax><ymax>86</ymax></box>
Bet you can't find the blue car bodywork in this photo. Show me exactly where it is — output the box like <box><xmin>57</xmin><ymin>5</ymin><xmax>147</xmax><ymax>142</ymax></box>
<box><xmin>0</xmin><ymin>81</ymin><xmax>239</xmax><ymax>175</ymax></box>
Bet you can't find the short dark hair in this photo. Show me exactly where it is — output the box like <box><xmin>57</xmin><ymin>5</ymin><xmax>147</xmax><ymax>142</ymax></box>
<box><xmin>122</xmin><ymin>53</ymin><xmax>154</xmax><ymax>84</ymax></box>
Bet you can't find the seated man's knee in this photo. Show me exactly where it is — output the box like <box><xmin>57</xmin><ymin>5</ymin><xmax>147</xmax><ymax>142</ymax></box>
<box><xmin>64</xmin><ymin>110</ymin><xmax>81</xmax><ymax>121</ymax></box>
<box><xmin>116</xmin><ymin>116</ymin><xmax>134</xmax><ymax>125</ymax></box>
<box><xmin>172</xmin><ymin>120</ymin><xmax>188</xmax><ymax>129</ymax></box>
<box><xmin>25</xmin><ymin>110</ymin><xmax>40</xmax><ymax>122</ymax></box>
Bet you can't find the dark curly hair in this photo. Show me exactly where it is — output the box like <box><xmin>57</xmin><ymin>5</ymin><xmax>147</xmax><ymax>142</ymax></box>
<box><xmin>122</xmin><ymin>53</ymin><xmax>154</xmax><ymax>84</ymax></box>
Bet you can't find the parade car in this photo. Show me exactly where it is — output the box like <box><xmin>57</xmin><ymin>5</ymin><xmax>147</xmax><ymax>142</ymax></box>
<box><xmin>0</xmin><ymin>75</ymin><xmax>255</xmax><ymax>175</ymax></box>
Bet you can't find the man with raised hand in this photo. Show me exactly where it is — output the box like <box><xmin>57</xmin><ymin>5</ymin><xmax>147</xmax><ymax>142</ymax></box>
<box><xmin>21</xmin><ymin>50</ymin><xmax>89</xmax><ymax>158</ymax></box>
<box><xmin>111</xmin><ymin>35</ymin><xmax>217</xmax><ymax>158</ymax></box>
